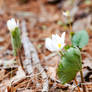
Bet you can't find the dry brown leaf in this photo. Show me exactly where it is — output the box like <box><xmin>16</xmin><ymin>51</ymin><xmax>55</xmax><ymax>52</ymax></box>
<box><xmin>11</xmin><ymin>66</ymin><xmax>26</xmax><ymax>84</ymax></box>
<box><xmin>47</xmin><ymin>66</ymin><xmax>56</xmax><ymax>80</ymax></box>
<box><xmin>0</xmin><ymin>69</ymin><xmax>5</xmax><ymax>81</ymax></box>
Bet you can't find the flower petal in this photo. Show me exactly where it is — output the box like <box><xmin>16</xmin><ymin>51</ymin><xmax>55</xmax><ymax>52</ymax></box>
<box><xmin>45</xmin><ymin>32</ymin><xmax>66</xmax><ymax>52</ymax></box>
<box><xmin>45</xmin><ymin>38</ymin><xmax>55</xmax><ymax>51</ymax></box>
<box><xmin>61</xmin><ymin>32</ymin><xmax>65</xmax><ymax>43</ymax></box>
<box><xmin>7</xmin><ymin>18</ymin><xmax>19</xmax><ymax>31</ymax></box>
<box><xmin>63</xmin><ymin>11</ymin><xmax>70</xmax><ymax>17</ymax></box>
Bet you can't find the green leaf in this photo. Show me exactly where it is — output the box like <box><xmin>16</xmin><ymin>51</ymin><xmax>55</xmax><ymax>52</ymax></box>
<box><xmin>11</xmin><ymin>27</ymin><xmax>22</xmax><ymax>56</ymax></box>
<box><xmin>64</xmin><ymin>45</ymin><xmax>71</xmax><ymax>50</ymax></box>
<box><xmin>57</xmin><ymin>47</ymin><xmax>82</xmax><ymax>84</ymax></box>
<box><xmin>71</xmin><ymin>30</ymin><xmax>89</xmax><ymax>48</ymax></box>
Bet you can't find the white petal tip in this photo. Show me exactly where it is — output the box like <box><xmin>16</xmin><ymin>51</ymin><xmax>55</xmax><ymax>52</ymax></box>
<box><xmin>7</xmin><ymin>18</ymin><xmax>19</xmax><ymax>31</ymax></box>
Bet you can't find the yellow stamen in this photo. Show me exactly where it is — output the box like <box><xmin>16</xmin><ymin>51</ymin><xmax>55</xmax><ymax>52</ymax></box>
<box><xmin>66</xmin><ymin>11</ymin><xmax>70</xmax><ymax>16</ymax></box>
<box><xmin>58</xmin><ymin>43</ymin><xmax>61</xmax><ymax>48</ymax></box>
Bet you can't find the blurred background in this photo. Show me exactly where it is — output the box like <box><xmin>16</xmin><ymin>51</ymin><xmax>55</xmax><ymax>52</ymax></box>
<box><xmin>0</xmin><ymin>0</ymin><xmax>92</xmax><ymax>92</ymax></box>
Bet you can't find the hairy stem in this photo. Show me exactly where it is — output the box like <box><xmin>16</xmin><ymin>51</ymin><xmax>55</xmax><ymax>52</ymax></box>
<box><xmin>59</xmin><ymin>51</ymin><xmax>64</xmax><ymax>56</ymax></box>
<box><xmin>17</xmin><ymin>50</ymin><xmax>24</xmax><ymax>71</ymax></box>
<box><xmin>68</xmin><ymin>16</ymin><xmax>73</xmax><ymax>32</ymax></box>
<box><xmin>74</xmin><ymin>78</ymin><xmax>81</xmax><ymax>92</ymax></box>
<box><xmin>80</xmin><ymin>70</ymin><xmax>86</xmax><ymax>92</ymax></box>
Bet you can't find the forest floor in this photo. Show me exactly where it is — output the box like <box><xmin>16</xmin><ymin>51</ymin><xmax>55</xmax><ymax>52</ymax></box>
<box><xmin>0</xmin><ymin>0</ymin><xmax>92</xmax><ymax>92</ymax></box>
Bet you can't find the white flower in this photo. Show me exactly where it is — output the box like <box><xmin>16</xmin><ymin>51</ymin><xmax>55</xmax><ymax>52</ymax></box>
<box><xmin>45</xmin><ymin>32</ymin><xmax>65</xmax><ymax>52</ymax></box>
<box><xmin>7</xmin><ymin>18</ymin><xmax>19</xmax><ymax>31</ymax></box>
<box><xmin>63</xmin><ymin>11</ymin><xmax>70</xmax><ymax>17</ymax></box>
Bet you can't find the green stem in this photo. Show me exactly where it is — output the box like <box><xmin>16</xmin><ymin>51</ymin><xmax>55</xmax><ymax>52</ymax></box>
<box><xmin>69</xmin><ymin>22</ymin><xmax>72</xmax><ymax>32</ymax></box>
<box><xmin>80</xmin><ymin>70</ymin><xmax>86</xmax><ymax>92</ymax></box>
<box><xmin>68</xmin><ymin>16</ymin><xmax>72</xmax><ymax>31</ymax></box>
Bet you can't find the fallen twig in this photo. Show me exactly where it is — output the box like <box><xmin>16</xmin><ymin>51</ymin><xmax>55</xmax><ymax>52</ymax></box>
<box><xmin>21</xmin><ymin>20</ymin><xmax>33</xmax><ymax>75</ymax></box>
<box><xmin>71</xmin><ymin>82</ymin><xmax>92</xmax><ymax>92</ymax></box>
<box><xmin>21</xmin><ymin>20</ymin><xmax>49</xmax><ymax>91</ymax></box>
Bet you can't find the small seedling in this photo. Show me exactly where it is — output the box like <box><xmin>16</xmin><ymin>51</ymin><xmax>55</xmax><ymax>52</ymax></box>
<box><xmin>7</xmin><ymin>18</ymin><xmax>24</xmax><ymax>70</ymax></box>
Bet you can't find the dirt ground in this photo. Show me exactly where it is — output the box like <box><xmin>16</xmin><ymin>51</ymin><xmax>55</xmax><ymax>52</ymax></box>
<box><xmin>0</xmin><ymin>0</ymin><xmax>92</xmax><ymax>92</ymax></box>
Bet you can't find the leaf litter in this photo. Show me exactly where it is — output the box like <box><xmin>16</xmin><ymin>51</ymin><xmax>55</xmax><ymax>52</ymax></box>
<box><xmin>0</xmin><ymin>0</ymin><xmax>92</xmax><ymax>92</ymax></box>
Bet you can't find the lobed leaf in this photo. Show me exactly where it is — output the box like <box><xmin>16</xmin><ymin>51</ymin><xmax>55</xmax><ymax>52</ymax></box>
<box><xmin>57</xmin><ymin>47</ymin><xmax>82</xmax><ymax>84</ymax></box>
<box><xmin>71</xmin><ymin>30</ymin><xmax>89</xmax><ymax>48</ymax></box>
